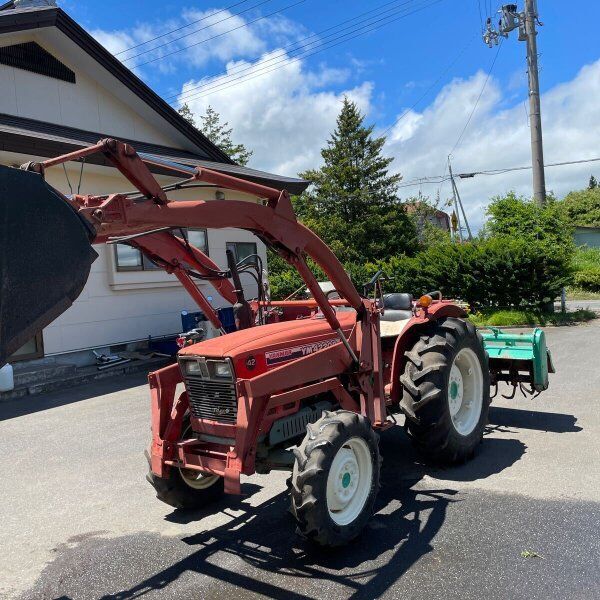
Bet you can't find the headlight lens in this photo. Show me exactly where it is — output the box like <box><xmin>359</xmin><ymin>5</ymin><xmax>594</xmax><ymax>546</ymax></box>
<box><xmin>184</xmin><ymin>360</ymin><xmax>203</xmax><ymax>375</ymax></box>
<box><xmin>210</xmin><ymin>360</ymin><xmax>232</xmax><ymax>379</ymax></box>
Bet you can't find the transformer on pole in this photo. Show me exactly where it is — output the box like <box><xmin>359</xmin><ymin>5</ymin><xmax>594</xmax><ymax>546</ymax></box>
<box><xmin>482</xmin><ymin>1</ymin><xmax>546</xmax><ymax>206</ymax></box>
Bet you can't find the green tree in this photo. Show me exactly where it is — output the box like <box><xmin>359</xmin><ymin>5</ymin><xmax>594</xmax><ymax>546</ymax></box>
<box><xmin>562</xmin><ymin>187</ymin><xmax>600</xmax><ymax>227</ymax></box>
<box><xmin>199</xmin><ymin>105</ymin><xmax>253</xmax><ymax>166</ymax></box>
<box><xmin>298</xmin><ymin>97</ymin><xmax>416</xmax><ymax>263</ymax></box>
<box><xmin>589</xmin><ymin>175</ymin><xmax>598</xmax><ymax>189</ymax></box>
<box><xmin>483</xmin><ymin>191</ymin><xmax>573</xmax><ymax>247</ymax></box>
<box><xmin>178</xmin><ymin>104</ymin><xmax>253</xmax><ymax>165</ymax></box>
<box><xmin>177</xmin><ymin>103</ymin><xmax>196</xmax><ymax>128</ymax></box>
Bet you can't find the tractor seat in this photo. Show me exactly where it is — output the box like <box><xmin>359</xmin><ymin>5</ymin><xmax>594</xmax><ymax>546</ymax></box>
<box><xmin>380</xmin><ymin>293</ymin><xmax>413</xmax><ymax>322</ymax></box>
<box><xmin>380</xmin><ymin>293</ymin><xmax>413</xmax><ymax>338</ymax></box>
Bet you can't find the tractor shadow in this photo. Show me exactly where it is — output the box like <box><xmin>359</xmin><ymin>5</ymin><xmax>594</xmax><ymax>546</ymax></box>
<box><xmin>489</xmin><ymin>406</ymin><xmax>581</xmax><ymax>433</ymax></box>
<box><xmin>99</xmin><ymin>427</ymin><xmax>526</xmax><ymax>600</ymax></box>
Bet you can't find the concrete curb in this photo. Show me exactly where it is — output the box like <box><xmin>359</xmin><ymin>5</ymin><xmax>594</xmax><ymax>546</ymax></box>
<box><xmin>0</xmin><ymin>357</ymin><xmax>171</xmax><ymax>402</ymax></box>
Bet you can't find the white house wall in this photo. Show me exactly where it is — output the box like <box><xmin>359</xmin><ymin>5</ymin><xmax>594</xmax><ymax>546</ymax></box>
<box><xmin>0</xmin><ymin>23</ymin><xmax>270</xmax><ymax>358</ymax></box>
<box><xmin>0</xmin><ymin>30</ymin><xmax>181</xmax><ymax>148</ymax></box>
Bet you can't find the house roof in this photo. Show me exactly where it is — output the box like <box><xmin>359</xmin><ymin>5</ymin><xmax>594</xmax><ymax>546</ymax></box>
<box><xmin>0</xmin><ymin>4</ymin><xmax>309</xmax><ymax>194</ymax></box>
<box><xmin>0</xmin><ymin>4</ymin><xmax>233</xmax><ymax>163</ymax></box>
<box><xmin>0</xmin><ymin>112</ymin><xmax>309</xmax><ymax>193</ymax></box>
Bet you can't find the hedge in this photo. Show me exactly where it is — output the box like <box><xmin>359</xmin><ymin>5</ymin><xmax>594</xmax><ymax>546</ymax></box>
<box><xmin>573</xmin><ymin>268</ymin><xmax>600</xmax><ymax>292</ymax></box>
<box><xmin>269</xmin><ymin>237</ymin><xmax>573</xmax><ymax>308</ymax></box>
<box><xmin>375</xmin><ymin>237</ymin><xmax>573</xmax><ymax>308</ymax></box>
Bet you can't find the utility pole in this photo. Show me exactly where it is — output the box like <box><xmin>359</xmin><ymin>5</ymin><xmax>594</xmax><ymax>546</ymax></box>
<box><xmin>448</xmin><ymin>157</ymin><xmax>472</xmax><ymax>240</ymax></box>
<box><xmin>483</xmin><ymin>2</ymin><xmax>546</xmax><ymax>205</ymax></box>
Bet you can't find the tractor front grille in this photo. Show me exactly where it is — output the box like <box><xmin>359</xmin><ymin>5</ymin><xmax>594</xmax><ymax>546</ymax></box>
<box><xmin>185</xmin><ymin>376</ymin><xmax>238</xmax><ymax>424</ymax></box>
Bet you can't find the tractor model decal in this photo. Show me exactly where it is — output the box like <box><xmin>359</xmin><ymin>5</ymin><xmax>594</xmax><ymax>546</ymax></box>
<box><xmin>265</xmin><ymin>337</ymin><xmax>338</xmax><ymax>366</ymax></box>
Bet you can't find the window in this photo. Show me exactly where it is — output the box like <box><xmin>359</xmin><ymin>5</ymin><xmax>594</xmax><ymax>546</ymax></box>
<box><xmin>226</xmin><ymin>241</ymin><xmax>258</xmax><ymax>265</ymax></box>
<box><xmin>115</xmin><ymin>229</ymin><xmax>209</xmax><ymax>271</ymax></box>
<box><xmin>9</xmin><ymin>332</ymin><xmax>44</xmax><ymax>362</ymax></box>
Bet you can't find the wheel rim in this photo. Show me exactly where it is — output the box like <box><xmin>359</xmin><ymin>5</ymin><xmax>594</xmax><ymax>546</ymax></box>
<box><xmin>179</xmin><ymin>467</ymin><xmax>220</xmax><ymax>490</ymax></box>
<box><xmin>178</xmin><ymin>424</ymin><xmax>220</xmax><ymax>490</ymax></box>
<box><xmin>448</xmin><ymin>347</ymin><xmax>484</xmax><ymax>436</ymax></box>
<box><xmin>326</xmin><ymin>437</ymin><xmax>373</xmax><ymax>526</ymax></box>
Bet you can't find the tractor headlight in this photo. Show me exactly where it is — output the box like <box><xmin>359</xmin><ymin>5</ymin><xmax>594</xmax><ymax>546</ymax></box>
<box><xmin>182</xmin><ymin>358</ymin><xmax>209</xmax><ymax>378</ymax></box>
<box><xmin>184</xmin><ymin>360</ymin><xmax>202</xmax><ymax>376</ymax></box>
<box><xmin>208</xmin><ymin>359</ymin><xmax>232</xmax><ymax>379</ymax></box>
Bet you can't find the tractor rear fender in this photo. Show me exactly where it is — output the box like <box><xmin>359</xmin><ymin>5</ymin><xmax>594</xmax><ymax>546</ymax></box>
<box><xmin>388</xmin><ymin>303</ymin><xmax>468</xmax><ymax>405</ymax></box>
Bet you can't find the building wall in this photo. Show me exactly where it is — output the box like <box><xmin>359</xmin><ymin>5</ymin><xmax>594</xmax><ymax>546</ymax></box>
<box><xmin>0</xmin><ymin>26</ymin><xmax>268</xmax><ymax>359</ymax></box>
<box><xmin>0</xmin><ymin>30</ymin><xmax>179</xmax><ymax>148</ymax></box>
<box><xmin>574</xmin><ymin>227</ymin><xmax>600</xmax><ymax>249</ymax></box>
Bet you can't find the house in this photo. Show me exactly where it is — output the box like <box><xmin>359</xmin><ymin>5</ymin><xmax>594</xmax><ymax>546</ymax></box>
<box><xmin>0</xmin><ymin>0</ymin><xmax>308</xmax><ymax>364</ymax></box>
<box><xmin>404</xmin><ymin>201</ymin><xmax>451</xmax><ymax>235</ymax></box>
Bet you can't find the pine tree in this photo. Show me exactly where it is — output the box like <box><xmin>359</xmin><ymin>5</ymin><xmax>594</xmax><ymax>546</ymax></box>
<box><xmin>589</xmin><ymin>175</ymin><xmax>598</xmax><ymax>189</ymax></box>
<box><xmin>177</xmin><ymin>103</ymin><xmax>196</xmax><ymax>128</ymax></box>
<box><xmin>298</xmin><ymin>97</ymin><xmax>416</xmax><ymax>263</ymax></box>
<box><xmin>177</xmin><ymin>104</ymin><xmax>253</xmax><ymax>166</ymax></box>
<box><xmin>200</xmin><ymin>106</ymin><xmax>253</xmax><ymax>166</ymax></box>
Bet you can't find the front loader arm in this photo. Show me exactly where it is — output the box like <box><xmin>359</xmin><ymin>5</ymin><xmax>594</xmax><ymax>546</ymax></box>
<box><xmin>1</xmin><ymin>139</ymin><xmax>373</xmax><ymax>374</ymax></box>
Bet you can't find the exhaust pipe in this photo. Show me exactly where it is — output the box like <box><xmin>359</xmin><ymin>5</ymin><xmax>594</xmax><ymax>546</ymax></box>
<box><xmin>0</xmin><ymin>165</ymin><xmax>97</xmax><ymax>364</ymax></box>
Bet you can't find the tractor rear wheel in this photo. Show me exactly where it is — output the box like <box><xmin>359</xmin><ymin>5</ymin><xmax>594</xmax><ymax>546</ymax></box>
<box><xmin>146</xmin><ymin>421</ymin><xmax>224</xmax><ymax>510</ymax></box>
<box><xmin>290</xmin><ymin>410</ymin><xmax>380</xmax><ymax>546</ymax></box>
<box><xmin>400</xmin><ymin>317</ymin><xmax>490</xmax><ymax>464</ymax></box>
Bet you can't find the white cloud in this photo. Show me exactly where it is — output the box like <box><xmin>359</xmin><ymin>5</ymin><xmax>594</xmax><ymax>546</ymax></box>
<box><xmin>180</xmin><ymin>51</ymin><xmax>372</xmax><ymax>176</ymax></box>
<box><xmin>384</xmin><ymin>60</ymin><xmax>600</xmax><ymax>229</ymax></box>
<box><xmin>89</xmin><ymin>8</ymin><xmax>304</xmax><ymax>75</ymax></box>
<box><xmin>92</xmin><ymin>8</ymin><xmax>600</xmax><ymax>232</ymax></box>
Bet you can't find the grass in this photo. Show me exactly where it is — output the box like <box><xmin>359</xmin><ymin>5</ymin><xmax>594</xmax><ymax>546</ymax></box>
<box><xmin>469</xmin><ymin>308</ymin><xmax>597</xmax><ymax>327</ymax></box>
<box><xmin>566</xmin><ymin>286</ymin><xmax>600</xmax><ymax>300</ymax></box>
<box><xmin>573</xmin><ymin>246</ymin><xmax>600</xmax><ymax>271</ymax></box>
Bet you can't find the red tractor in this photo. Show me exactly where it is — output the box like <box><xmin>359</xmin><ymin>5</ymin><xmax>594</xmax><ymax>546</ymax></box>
<box><xmin>0</xmin><ymin>139</ymin><xmax>552</xmax><ymax>546</ymax></box>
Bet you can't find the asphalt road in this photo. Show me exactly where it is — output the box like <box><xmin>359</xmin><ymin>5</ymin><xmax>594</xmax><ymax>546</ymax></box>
<box><xmin>1</xmin><ymin>321</ymin><xmax>599</xmax><ymax>600</ymax></box>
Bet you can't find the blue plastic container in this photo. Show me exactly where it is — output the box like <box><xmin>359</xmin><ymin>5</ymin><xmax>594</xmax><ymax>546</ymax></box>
<box><xmin>181</xmin><ymin>310</ymin><xmax>207</xmax><ymax>332</ymax></box>
<box><xmin>217</xmin><ymin>307</ymin><xmax>236</xmax><ymax>333</ymax></box>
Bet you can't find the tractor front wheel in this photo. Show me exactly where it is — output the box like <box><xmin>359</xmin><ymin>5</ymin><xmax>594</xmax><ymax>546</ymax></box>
<box><xmin>147</xmin><ymin>422</ymin><xmax>224</xmax><ymax>510</ymax></box>
<box><xmin>400</xmin><ymin>317</ymin><xmax>490</xmax><ymax>464</ymax></box>
<box><xmin>290</xmin><ymin>410</ymin><xmax>381</xmax><ymax>546</ymax></box>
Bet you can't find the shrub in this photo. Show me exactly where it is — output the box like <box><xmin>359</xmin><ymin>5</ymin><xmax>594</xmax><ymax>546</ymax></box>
<box><xmin>573</xmin><ymin>247</ymin><xmax>600</xmax><ymax>271</ymax></box>
<box><xmin>562</xmin><ymin>187</ymin><xmax>600</xmax><ymax>227</ymax></box>
<box><xmin>380</xmin><ymin>237</ymin><xmax>573</xmax><ymax>308</ymax></box>
<box><xmin>484</xmin><ymin>191</ymin><xmax>573</xmax><ymax>247</ymax></box>
<box><xmin>573</xmin><ymin>268</ymin><xmax>600</xmax><ymax>292</ymax></box>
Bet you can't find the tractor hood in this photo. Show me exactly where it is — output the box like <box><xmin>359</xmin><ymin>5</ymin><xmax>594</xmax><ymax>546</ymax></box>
<box><xmin>179</xmin><ymin>311</ymin><xmax>357</xmax><ymax>377</ymax></box>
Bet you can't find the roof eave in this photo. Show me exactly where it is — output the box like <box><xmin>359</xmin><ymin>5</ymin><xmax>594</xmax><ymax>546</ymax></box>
<box><xmin>0</xmin><ymin>6</ymin><xmax>235</xmax><ymax>165</ymax></box>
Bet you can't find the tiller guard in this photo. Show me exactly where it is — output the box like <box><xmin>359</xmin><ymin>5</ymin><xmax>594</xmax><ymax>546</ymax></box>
<box><xmin>482</xmin><ymin>327</ymin><xmax>555</xmax><ymax>398</ymax></box>
<box><xmin>0</xmin><ymin>165</ymin><xmax>97</xmax><ymax>364</ymax></box>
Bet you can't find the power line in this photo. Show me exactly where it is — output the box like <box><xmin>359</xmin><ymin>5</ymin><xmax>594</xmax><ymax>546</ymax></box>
<box><xmin>171</xmin><ymin>0</ymin><xmax>444</xmax><ymax>105</ymax></box>
<box><xmin>115</xmin><ymin>0</ymin><xmax>255</xmax><ymax>56</ymax></box>
<box><xmin>381</xmin><ymin>34</ymin><xmax>476</xmax><ymax>138</ymax></box>
<box><xmin>129</xmin><ymin>0</ymin><xmax>301</xmax><ymax>67</ymax></box>
<box><xmin>448</xmin><ymin>38</ymin><xmax>502</xmax><ymax>156</ymax></box>
<box><xmin>396</xmin><ymin>156</ymin><xmax>600</xmax><ymax>188</ymax></box>
<box><xmin>168</xmin><ymin>0</ymin><xmax>419</xmax><ymax>103</ymax></box>
<box><xmin>173</xmin><ymin>0</ymin><xmax>426</xmax><ymax>104</ymax></box>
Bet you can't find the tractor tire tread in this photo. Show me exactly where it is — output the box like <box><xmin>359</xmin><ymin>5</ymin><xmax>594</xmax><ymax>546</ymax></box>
<box><xmin>290</xmin><ymin>410</ymin><xmax>380</xmax><ymax>547</ymax></box>
<box><xmin>400</xmin><ymin>317</ymin><xmax>490</xmax><ymax>465</ymax></box>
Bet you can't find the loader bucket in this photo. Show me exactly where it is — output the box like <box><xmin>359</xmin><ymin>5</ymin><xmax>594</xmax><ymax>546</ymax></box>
<box><xmin>0</xmin><ymin>164</ymin><xmax>97</xmax><ymax>364</ymax></box>
<box><xmin>482</xmin><ymin>327</ymin><xmax>555</xmax><ymax>393</ymax></box>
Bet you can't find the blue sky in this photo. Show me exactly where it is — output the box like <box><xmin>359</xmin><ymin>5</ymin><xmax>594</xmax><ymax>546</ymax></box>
<box><xmin>61</xmin><ymin>0</ymin><xmax>600</xmax><ymax>226</ymax></box>
<box><xmin>66</xmin><ymin>1</ymin><xmax>600</xmax><ymax>123</ymax></box>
